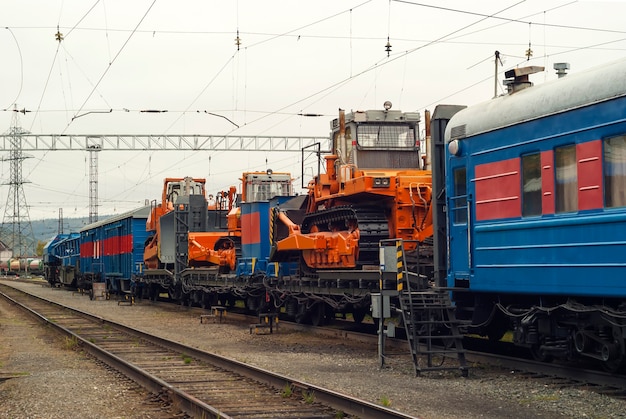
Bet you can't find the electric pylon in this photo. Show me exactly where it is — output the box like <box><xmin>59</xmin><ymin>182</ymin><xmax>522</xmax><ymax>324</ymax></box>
<box><xmin>1</xmin><ymin>107</ymin><xmax>36</xmax><ymax>256</ymax></box>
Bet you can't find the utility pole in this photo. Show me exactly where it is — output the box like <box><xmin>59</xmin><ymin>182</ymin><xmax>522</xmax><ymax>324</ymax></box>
<box><xmin>494</xmin><ymin>51</ymin><xmax>501</xmax><ymax>98</ymax></box>
<box><xmin>1</xmin><ymin>106</ymin><xmax>36</xmax><ymax>256</ymax></box>
<box><xmin>58</xmin><ymin>208</ymin><xmax>64</xmax><ymax>234</ymax></box>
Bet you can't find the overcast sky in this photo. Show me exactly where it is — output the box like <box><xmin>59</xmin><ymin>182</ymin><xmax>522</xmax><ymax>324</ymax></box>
<box><xmin>1</xmin><ymin>0</ymin><xmax>626</xmax><ymax>225</ymax></box>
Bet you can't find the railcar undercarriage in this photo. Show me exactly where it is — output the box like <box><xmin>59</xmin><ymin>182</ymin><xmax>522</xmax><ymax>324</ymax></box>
<box><xmin>466</xmin><ymin>295</ymin><xmax>626</xmax><ymax>372</ymax></box>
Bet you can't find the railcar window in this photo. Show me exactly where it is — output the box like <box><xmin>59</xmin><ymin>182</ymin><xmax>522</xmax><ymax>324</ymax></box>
<box><xmin>604</xmin><ymin>135</ymin><xmax>626</xmax><ymax>208</ymax></box>
<box><xmin>356</xmin><ymin>124</ymin><xmax>416</xmax><ymax>149</ymax></box>
<box><xmin>522</xmin><ymin>153</ymin><xmax>542</xmax><ymax>216</ymax></box>
<box><xmin>452</xmin><ymin>168</ymin><xmax>467</xmax><ymax>223</ymax></box>
<box><xmin>555</xmin><ymin>145</ymin><xmax>578</xmax><ymax>213</ymax></box>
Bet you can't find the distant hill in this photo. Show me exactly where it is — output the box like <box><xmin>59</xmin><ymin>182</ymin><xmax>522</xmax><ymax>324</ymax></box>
<box><xmin>31</xmin><ymin>216</ymin><xmax>113</xmax><ymax>245</ymax></box>
<box><xmin>0</xmin><ymin>216</ymin><xmax>122</xmax><ymax>257</ymax></box>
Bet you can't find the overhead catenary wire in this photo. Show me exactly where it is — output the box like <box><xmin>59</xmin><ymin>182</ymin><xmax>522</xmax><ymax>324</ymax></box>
<box><xmin>3</xmin><ymin>1</ymin><xmax>626</xmax><ymax>219</ymax></box>
<box><xmin>2</xmin><ymin>27</ymin><xmax>24</xmax><ymax>110</ymax></box>
<box><xmin>67</xmin><ymin>0</ymin><xmax>157</xmax><ymax>132</ymax></box>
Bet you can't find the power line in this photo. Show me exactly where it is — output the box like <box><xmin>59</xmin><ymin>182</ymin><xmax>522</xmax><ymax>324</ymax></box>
<box><xmin>392</xmin><ymin>0</ymin><xmax>626</xmax><ymax>35</ymax></box>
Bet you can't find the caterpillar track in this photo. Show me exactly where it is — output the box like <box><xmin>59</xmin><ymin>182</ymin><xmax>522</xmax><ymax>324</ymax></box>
<box><xmin>301</xmin><ymin>205</ymin><xmax>389</xmax><ymax>266</ymax></box>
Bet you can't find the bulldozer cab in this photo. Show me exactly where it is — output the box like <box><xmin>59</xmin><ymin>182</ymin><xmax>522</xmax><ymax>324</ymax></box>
<box><xmin>164</xmin><ymin>177</ymin><xmax>206</xmax><ymax>210</ymax></box>
<box><xmin>330</xmin><ymin>102</ymin><xmax>422</xmax><ymax>171</ymax></box>
<box><xmin>241</xmin><ymin>170</ymin><xmax>293</xmax><ymax>203</ymax></box>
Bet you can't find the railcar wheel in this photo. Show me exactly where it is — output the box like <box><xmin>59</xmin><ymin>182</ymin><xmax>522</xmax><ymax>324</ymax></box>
<box><xmin>295</xmin><ymin>304</ymin><xmax>309</xmax><ymax>324</ymax></box>
<box><xmin>486</xmin><ymin>312</ymin><xmax>510</xmax><ymax>342</ymax></box>
<box><xmin>200</xmin><ymin>296</ymin><xmax>210</xmax><ymax>310</ymax></box>
<box><xmin>487</xmin><ymin>327</ymin><xmax>508</xmax><ymax>342</ymax></box>
<box><xmin>601</xmin><ymin>331</ymin><xmax>625</xmax><ymax>373</ymax></box>
<box><xmin>602</xmin><ymin>354</ymin><xmax>625</xmax><ymax>373</ymax></box>
<box><xmin>352</xmin><ymin>308</ymin><xmax>367</xmax><ymax>324</ymax></box>
<box><xmin>529</xmin><ymin>344</ymin><xmax>553</xmax><ymax>363</ymax></box>
<box><xmin>310</xmin><ymin>303</ymin><xmax>327</xmax><ymax>326</ymax></box>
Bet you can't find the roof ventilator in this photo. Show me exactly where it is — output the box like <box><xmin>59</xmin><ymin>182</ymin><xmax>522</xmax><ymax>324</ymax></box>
<box><xmin>503</xmin><ymin>66</ymin><xmax>544</xmax><ymax>94</ymax></box>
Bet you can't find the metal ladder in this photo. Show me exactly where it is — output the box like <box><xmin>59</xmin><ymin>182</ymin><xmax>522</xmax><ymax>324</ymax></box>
<box><xmin>399</xmin><ymin>289</ymin><xmax>469</xmax><ymax>376</ymax></box>
<box><xmin>390</xmin><ymin>240</ymin><xmax>469</xmax><ymax>376</ymax></box>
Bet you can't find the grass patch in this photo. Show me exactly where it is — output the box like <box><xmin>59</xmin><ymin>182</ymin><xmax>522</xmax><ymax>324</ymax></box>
<box><xmin>64</xmin><ymin>335</ymin><xmax>79</xmax><ymax>350</ymax></box>
<box><xmin>181</xmin><ymin>354</ymin><xmax>193</xmax><ymax>364</ymax></box>
<box><xmin>281</xmin><ymin>383</ymin><xmax>293</xmax><ymax>398</ymax></box>
<box><xmin>302</xmin><ymin>390</ymin><xmax>315</xmax><ymax>404</ymax></box>
<box><xmin>379</xmin><ymin>395</ymin><xmax>392</xmax><ymax>407</ymax></box>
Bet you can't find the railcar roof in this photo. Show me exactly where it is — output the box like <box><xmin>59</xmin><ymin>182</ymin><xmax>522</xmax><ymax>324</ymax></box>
<box><xmin>445</xmin><ymin>57</ymin><xmax>626</xmax><ymax>141</ymax></box>
<box><xmin>79</xmin><ymin>205</ymin><xmax>151</xmax><ymax>232</ymax></box>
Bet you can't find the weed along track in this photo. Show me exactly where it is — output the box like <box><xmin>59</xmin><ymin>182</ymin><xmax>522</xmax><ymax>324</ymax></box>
<box><xmin>0</xmin><ymin>283</ymin><xmax>415</xmax><ymax>419</ymax></box>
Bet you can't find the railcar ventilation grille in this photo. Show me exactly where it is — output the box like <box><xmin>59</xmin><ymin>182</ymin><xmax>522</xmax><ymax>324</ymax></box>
<box><xmin>450</xmin><ymin>124</ymin><xmax>467</xmax><ymax>140</ymax></box>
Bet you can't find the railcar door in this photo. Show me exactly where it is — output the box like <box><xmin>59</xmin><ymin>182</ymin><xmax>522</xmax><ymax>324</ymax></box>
<box><xmin>447</xmin><ymin>160</ymin><xmax>472</xmax><ymax>284</ymax></box>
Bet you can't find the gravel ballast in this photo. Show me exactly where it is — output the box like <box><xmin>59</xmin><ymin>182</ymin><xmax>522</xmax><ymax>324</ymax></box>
<box><xmin>1</xmin><ymin>279</ymin><xmax>625</xmax><ymax>419</ymax></box>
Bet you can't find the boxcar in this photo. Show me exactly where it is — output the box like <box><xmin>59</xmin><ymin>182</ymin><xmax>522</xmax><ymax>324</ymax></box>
<box><xmin>43</xmin><ymin>232</ymin><xmax>81</xmax><ymax>287</ymax></box>
<box><xmin>79</xmin><ymin>206</ymin><xmax>150</xmax><ymax>296</ymax></box>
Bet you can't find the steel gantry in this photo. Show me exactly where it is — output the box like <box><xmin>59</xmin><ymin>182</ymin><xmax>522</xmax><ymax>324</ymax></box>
<box><xmin>0</xmin><ymin>134</ymin><xmax>330</xmax><ymax>152</ymax></box>
<box><xmin>0</xmin><ymin>132</ymin><xmax>330</xmax><ymax>251</ymax></box>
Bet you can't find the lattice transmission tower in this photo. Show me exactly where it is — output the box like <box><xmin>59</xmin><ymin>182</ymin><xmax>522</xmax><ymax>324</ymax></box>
<box><xmin>88</xmin><ymin>144</ymin><xmax>101</xmax><ymax>223</ymax></box>
<box><xmin>1</xmin><ymin>107</ymin><xmax>36</xmax><ymax>256</ymax></box>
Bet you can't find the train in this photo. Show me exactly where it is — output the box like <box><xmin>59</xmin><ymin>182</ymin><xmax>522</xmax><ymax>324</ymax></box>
<box><xmin>0</xmin><ymin>258</ymin><xmax>44</xmax><ymax>276</ymax></box>
<box><xmin>432</xmin><ymin>59</ymin><xmax>626</xmax><ymax>372</ymax></box>
<box><xmin>42</xmin><ymin>57</ymin><xmax>626</xmax><ymax>372</ymax></box>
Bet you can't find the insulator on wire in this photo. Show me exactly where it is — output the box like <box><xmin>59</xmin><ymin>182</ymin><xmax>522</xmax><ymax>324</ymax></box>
<box><xmin>385</xmin><ymin>37</ymin><xmax>392</xmax><ymax>57</ymax></box>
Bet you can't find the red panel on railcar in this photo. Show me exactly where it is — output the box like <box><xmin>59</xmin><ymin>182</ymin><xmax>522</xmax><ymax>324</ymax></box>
<box><xmin>577</xmin><ymin>140</ymin><xmax>603</xmax><ymax>211</ymax></box>
<box><xmin>474</xmin><ymin>158</ymin><xmax>521</xmax><ymax>221</ymax></box>
<box><xmin>241</xmin><ymin>211</ymin><xmax>260</xmax><ymax>245</ymax></box>
<box><xmin>541</xmin><ymin>150</ymin><xmax>555</xmax><ymax>215</ymax></box>
<box><xmin>102</xmin><ymin>235</ymin><xmax>133</xmax><ymax>256</ymax></box>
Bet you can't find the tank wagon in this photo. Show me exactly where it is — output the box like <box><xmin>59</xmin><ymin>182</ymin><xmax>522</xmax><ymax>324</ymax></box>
<box><xmin>435</xmin><ymin>58</ymin><xmax>626</xmax><ymax>371</ymax></box>
<box><xmin>0</xmin><ymin>258</ymin><xmax>43</xmax><ymax>276</ymax></box>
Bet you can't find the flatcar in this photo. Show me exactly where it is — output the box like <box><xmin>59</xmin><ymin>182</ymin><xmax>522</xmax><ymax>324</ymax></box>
<box><xmin>437</xmin><ymin>58</ymin><xmax>626</xmax><ymax>371</ymax></box>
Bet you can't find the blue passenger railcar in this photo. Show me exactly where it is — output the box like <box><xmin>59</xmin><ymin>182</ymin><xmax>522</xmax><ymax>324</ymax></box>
<box><xmin>43</xmin><ymin>232</ymin><xmax>81</xmax><ymax>287</ymax></box>
<box><xmin>79</xmin><ymin>206</ymin><xmax>150</xmax><ymax>295</ymax></box>
<box><xmin>442</xmin><ymin>58</ymin><xmax>626</xmax><ymax>370</ymax></box>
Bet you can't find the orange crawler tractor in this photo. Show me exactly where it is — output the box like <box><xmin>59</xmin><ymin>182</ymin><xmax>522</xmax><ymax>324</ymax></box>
<box><xmin>144</xmin><ymin>177</ymin><xmax>236</xmax><ymax>274</ymax></box>
<box><xmin>272</xmin><ymin>102</ymin><xmax>433</xmax><ymax>274</ymax></box>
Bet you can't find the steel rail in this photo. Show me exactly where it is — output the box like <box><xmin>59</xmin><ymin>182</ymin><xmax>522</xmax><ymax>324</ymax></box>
<box><xmin>0</xmin><ymin>284</ymin><xmax>417</xmax><ymax>419</ymax></box>
<box><xmin>0</xmin><ymin>289</ymin><xmax>229</xmax><ymax>418</ymax></box>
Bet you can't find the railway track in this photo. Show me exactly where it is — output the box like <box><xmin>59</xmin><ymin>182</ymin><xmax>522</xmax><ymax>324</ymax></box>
<box><xmin>5</xmin><ymin>278</ymin><xmax>626</xmax><ymax>408</ymax></box>
<box><xmin>0</xmin><ymin>282</ymin><xmax>415</xmax><ymax>419</ymax></box>
<box><xmin>463</xmin><ymin>339</ymin><xmax>626</xmax><ymax>400</ymax></box>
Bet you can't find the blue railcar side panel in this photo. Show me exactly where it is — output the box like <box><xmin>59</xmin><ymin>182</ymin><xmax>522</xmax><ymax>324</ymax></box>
<box><xmin>445</xmin><ymin>58</ymin><xmax>626</xmax><ymax>299</ymax></box>
<box><xmin>241</xmin><ymin>202</ymin><xmax>265</xmax><ymax>263</ymax></box>
<box><xmin>131</xmin><ymin>216</ymin><xmax>149</xmax><ymax>275</ymax></box>
<box><xmin>79</xmin><ymin>206</ymin><xmax>150</xmax><ymax>284</ymax></box>
<box><xmin>240</xmin><ymin>196</ymin><xmax>294</xmax><ymax>276</ymax></box>
<box><xmin>472</xmin><ymin>212</ymin><xmax>626</xmax><ymax>296</ymax></box>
